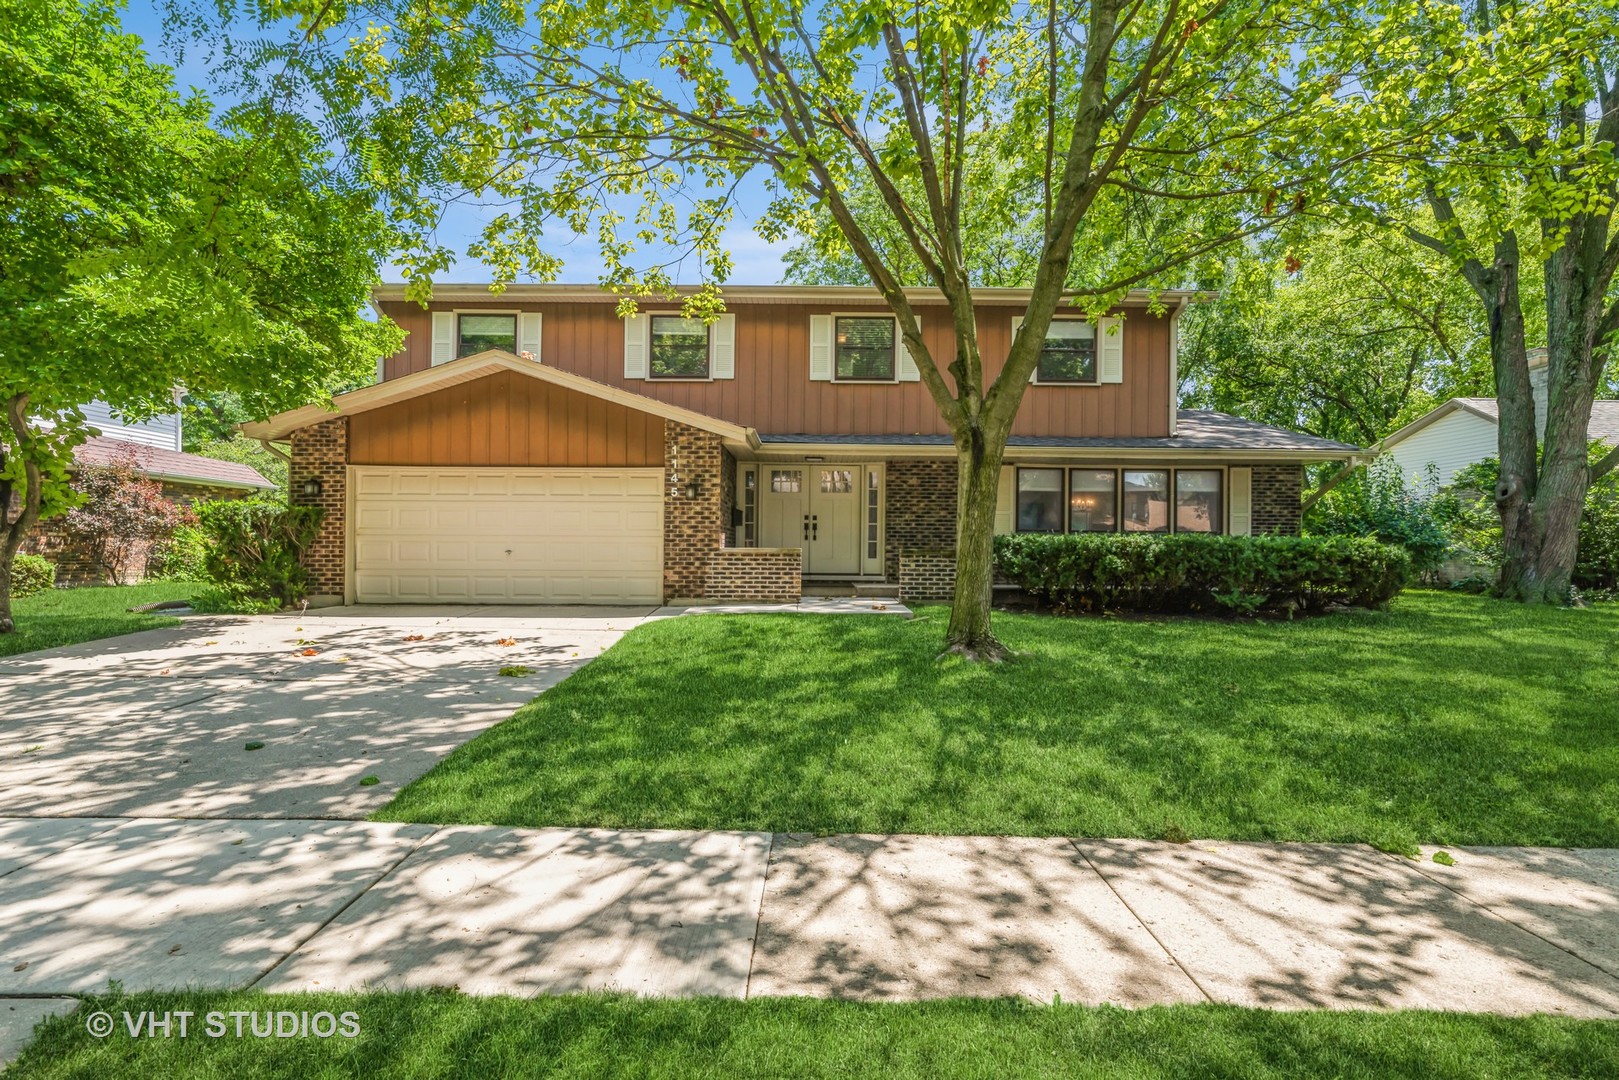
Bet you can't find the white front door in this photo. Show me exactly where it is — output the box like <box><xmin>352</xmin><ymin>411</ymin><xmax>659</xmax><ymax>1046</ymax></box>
<box><xmin>757</xmin><ymin>464</ymin><xmax>869</xmax><ymax>575</ymax></box>
<box><xmin>806</xmin><ymin>466</ymin><xmax>862</xmax><ymax>575</ymax></box>
<box><xmin>351</xmin><ymin>467</ymin><xmax>664</xmax><ymax>604</ymax></box>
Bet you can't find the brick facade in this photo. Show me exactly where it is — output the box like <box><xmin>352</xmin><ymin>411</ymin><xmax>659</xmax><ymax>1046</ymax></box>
<box><xmin>899</xmin><ymin>551</ymin><xmax>957</xmax><ymax>602</ymax></box>
<box><xmin>706</xmin><ymin>548</ymin><xmax>801</xmax><ymax>603</ymax></box>
<box><xmin>663</xmin><ymin>421</ymin><xmax>727</xmax><ymax>601</ymax></box>
<box><xmin>290</xmin><ymin>418</ymin><xmax>348</xmax><ymax>600</ymax></box>
<box><xmin>1250</xmin><ymin>464</ymin><xmax>1304</xmax><ymax>535</ymax></box>
<box><xmin>884</xmin><ymin>458</ymin><xmax>957</xmax><ymax>580</ymax></box>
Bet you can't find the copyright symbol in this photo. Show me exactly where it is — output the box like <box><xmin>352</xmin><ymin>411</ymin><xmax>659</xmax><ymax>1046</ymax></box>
<box><xmin>84</xmin><ymin>1011</ymin><xmax>113</xmax><ymax>1038</ymax></box>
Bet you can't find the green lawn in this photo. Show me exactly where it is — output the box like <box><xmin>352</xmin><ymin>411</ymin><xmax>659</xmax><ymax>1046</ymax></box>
<box><xmin>0</xmin><ymin>582</ymin><xmax>199</xmax><ymax>658</ymax></box>
<box><xmin>378</xmin><ymin>591</ymin><xmax>1619</xmax><ymax>852</ymax></box>
<box><xmin>10</xmin><ymin>990</ymin><xmax>1619</xmax><ymax>1079</ymax></box>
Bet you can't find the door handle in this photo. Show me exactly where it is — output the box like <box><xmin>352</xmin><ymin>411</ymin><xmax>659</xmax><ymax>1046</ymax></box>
<box><xmin>803</xmin><ymin>514</ymin><xmax>810</xmax><ymax>540</ymax></box>
<box><xmin>811</xmin><ymin>515</ymin><xmax>818</xmax><ymax>540</ymax></box>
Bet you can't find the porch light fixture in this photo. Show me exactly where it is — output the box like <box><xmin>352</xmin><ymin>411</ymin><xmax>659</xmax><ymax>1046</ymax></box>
<box><xmin>804</xmin><ymin>455</ymin><xmax>825</xmax><ymax>462</ymax></box>
<box><xmin>301</xmin><ymin>477</ymin><xmax>323</xmax><ymax>498</ymax></box>
<box><xmin>684</xmin><ymin>478</ymin><xmax>701</xmax><ymax>500</ymax></box>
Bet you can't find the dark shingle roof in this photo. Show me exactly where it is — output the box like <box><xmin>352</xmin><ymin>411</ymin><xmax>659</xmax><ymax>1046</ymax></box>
<box><xmin>1448</xmin><ymin>398</ymin><xmax>1619</xmax><ymax>442</ymax></box>
<box><xmin>759</xmin><ymin>410</ymin><xmax>1361</xmax><ymax>453</ymax></box>
<box><xmin>74</xmin><ymin>437</ymin><xmax>277</xmax><ymax>490</ymax></box>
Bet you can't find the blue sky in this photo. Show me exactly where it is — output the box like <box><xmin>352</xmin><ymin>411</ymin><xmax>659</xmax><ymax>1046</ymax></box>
<box><xmin>118</xmin><ymin>1</ymin><xmax>795</xmax><ymax>286</ymax></box>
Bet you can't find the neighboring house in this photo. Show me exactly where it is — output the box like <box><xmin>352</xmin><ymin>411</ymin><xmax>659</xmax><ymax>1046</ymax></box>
<box><xmin>241</xmin><ymin>284</ymin><xmax>1361</xmax><ymax>606</ymax></box>
<box><xmin>1379</xmin><ymin>349</ymin><xmax>1619</xmax><ymax>488</ymax></box>
<box><xmin>22</xmin><ymin>401</ymin><xmax>277</xmax><ymax>584</ymax></box>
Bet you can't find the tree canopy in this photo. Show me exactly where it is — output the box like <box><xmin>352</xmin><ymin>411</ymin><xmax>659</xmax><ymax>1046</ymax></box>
<box><xmin>0</xmin><ymin>0</ymin><xmax>401</xmax><ymax>629</ymax></box>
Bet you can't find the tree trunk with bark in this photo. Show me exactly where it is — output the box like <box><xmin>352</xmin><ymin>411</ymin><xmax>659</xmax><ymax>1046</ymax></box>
<box><xmin>946</xmin><ymin>430</ymin><xmax>1008</xmax><ymax>660</ymax></box>
<box><xmin>1</xmin><ymin>393</ymin><xmax>46</xmax><ymax>634</ymax></box>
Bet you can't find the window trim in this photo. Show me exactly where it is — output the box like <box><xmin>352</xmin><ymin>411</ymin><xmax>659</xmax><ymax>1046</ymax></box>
<box><xmin>454</xmin><ymin>310</ymin><xmax>520</xmax><ymax>360</ymax></box>
<box><xmin>831</xmin><ymin>313</ymin><xmax>900</xmax><ymax>383</ymax></box>
<box><xmin>1031</xmin><ymin>317</ymin><xmax>1101</xmax><ymax>385</ymax></box>
<box><xmin>645</xmin><ymin>312</ymin><xmax>714</xmax><ymax>381</ymax></box>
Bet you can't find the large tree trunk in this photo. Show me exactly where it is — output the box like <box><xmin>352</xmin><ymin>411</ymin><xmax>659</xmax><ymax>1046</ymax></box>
<box><xmin>1494</xmin><ymin>224</ymin><xmax>1607</xmax><ymax>603</ymax></box>
<box><xmin>945</xmin><ymin>426</ymin><xmax>1009</xmax><ymax>661</ymax></box>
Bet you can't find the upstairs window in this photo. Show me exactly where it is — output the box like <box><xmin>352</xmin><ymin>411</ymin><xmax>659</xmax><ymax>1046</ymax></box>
<box><xmin>835</xmin><ymin>316</ymin><xmax>896</xmax><ymax>381</ymax></box>
<box><xmin>650</xmin><ymin>316</ymin><xmax>710</xmax><ymax>378</ymax></box>
<box><xmin>458</xmin><ymin>314</ymin><xmax>517</xmax><ymax>358</ymax></box>
<box><xmin>1037</xmin><ymin>320</ymin><xmax>1097</xmax><ymax>383</ymax></box>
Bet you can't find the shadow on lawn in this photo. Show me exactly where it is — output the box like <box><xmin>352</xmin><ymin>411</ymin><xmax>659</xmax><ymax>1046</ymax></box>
<box><xmin>382</xmin><ymin>598</ymin><xmax>1619</xmax><ymax>848</ymax></box>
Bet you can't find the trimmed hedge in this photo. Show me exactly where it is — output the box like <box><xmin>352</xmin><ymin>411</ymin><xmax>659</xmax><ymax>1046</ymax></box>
<box><xmin>993</xmin><ymin>533</ymin><xmax>1411</xmax><ymax>615</ymax></box>
<box><xmin>9</xmin><ymin>553</ymin><xmax>57</xmax><ymax>598</ymax></box>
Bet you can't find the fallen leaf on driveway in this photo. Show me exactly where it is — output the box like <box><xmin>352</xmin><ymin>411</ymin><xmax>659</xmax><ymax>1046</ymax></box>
<box><xmin>159</xmin><ymin>668</ymin><xmax>170</xmax><ymax>675</ymax></box>
<box><xmin>403</xmin><ymin>634</ymin><xmax>426</xmax><ymax>642</ymax></box>
<box><xmin>495</xmin><ymin>637</ymin><xmax>517</xmax><ymax>646</ymax></box>
<box><xmin>13</xmin><ymin>962</ymin><xmax>26</xmax><ymax>972</ymax></box>
<box><xmin>298</xmin><ymin>648</ymin><xmax>319</xmax><ymax>657</ymax></box>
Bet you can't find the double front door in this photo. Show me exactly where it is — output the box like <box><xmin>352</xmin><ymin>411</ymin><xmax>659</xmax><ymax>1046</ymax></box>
<box><xmin>760</xmin><ymin>466</ymin><xmax>867</xmax><ymax>575</ymax></box>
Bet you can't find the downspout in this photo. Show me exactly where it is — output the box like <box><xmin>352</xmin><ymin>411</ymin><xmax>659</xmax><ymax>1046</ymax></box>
<box><xmin>256</xmin><ymin>438</ymin><xmax>294</xmax><ymax>465</ymax></box>
<box><xmin>1300</xmin><ymin>452</ymin><xmax>1375</xmax><ymax>516</ymax></box>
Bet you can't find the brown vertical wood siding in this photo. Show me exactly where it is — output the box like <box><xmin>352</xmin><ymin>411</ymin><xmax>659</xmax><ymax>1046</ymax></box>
<box><xmin>348</xmin><ymin>371</ymin><xmax>664</xmax><ymax>467</ymax></box>
<box><xmin>376</xmin><ymin>298</ymin><xmax>1173</xmax><ymax>438</ymax></box>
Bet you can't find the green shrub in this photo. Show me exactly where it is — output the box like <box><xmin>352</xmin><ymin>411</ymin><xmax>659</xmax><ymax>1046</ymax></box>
<box><xmin>188</xmin><ymin>584</ymin><xmax>284</xmax><ymax>615</ymax></box>
<box><xmin>1306</xmin><ymin>458</ymin><xmax>1451</xmax><ymax>573</ymax></box>
<box><xmin>148</xmin><ymin>523</ymin><xmax>208</xmax><ymax>581</ymax></box>
<box><xmin>992</xmin><ymin>533</ymin><xmax>1411</xmax><ymax>615</ymax></box>
<box><xmin>193</xmin><ymin>499</ymin><xmax>322</xmax><ymax>608</ymax></box>
<box><xmin>9</xmin><ymin>553</ymin><xmax>57</xmax><ymax>598</ymax></box>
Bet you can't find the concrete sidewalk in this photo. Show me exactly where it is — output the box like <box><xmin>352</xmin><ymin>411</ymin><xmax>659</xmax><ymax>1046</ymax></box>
<box><xmin>1</xmin><ymin>820</ymin><xmax>1615</xmax><ymax>1020</ymax></box>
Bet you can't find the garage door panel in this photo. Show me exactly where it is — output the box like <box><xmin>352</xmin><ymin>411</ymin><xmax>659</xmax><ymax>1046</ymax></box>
<box><xmin>352</xmin><ymin>467</ymin><xmax>663</xmax><ymax>604</ymax></box>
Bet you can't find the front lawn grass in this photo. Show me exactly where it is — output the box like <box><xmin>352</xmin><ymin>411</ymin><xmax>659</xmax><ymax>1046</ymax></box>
<box><xmin>0</xmin><ymin>582</ymin><xmax>199</xmax><ymax>658</ymax></box>
<box><xmin>378</xmin><ymin>591</ymin><xmax>1619</xmax><ymax>851</ymax></box>
<box><xmin>11</xmin><ymin>990</ymin><xmax>1619</xmax><ymax>1079</ymax></box>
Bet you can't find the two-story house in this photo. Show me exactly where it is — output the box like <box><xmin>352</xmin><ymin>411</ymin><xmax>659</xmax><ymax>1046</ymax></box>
<box><xmin>241</xmin><ymin>285</ymin><xmax>1360</xmax><ymax>606</ymax></box>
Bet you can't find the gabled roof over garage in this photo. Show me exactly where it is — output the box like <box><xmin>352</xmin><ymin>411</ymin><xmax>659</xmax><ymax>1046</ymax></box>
<box><xmin>240</xmin><ymin>349</ymin><xmax>760</xmax><ymax>450</ymax></box>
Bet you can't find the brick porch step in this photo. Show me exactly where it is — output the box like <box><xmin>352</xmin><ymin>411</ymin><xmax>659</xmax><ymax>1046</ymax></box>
<box><xmin>853</xmin><ymin>583</ymin><xmax>901</xmax><ymax>599</ymax></box>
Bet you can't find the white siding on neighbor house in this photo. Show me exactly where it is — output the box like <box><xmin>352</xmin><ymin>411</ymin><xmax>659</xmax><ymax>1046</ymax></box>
<box><xmin>81</xmin><ymin>401</ymin><xmax>182</xmax><ymax>451</ymax></box>
<box><xmin>1384</xmin><ymin>409</ymin><xmax>1498</xmax><ymax>489</ymax></box>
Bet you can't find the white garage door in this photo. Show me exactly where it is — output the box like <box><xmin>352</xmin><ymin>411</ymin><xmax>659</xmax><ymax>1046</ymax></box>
<box><xmin>352</xmin><ymin>467</ymin><xmax>664</xmax><ymax>604</ymax></box>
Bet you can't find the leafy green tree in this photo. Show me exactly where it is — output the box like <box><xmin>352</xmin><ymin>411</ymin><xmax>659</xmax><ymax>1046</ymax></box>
<box><xmin>219</xmin><ymin>0</ymin><xmax>1364</xmax><ymax>658</ymax></box>
<box><xmin>1317</xmin><ymin>0</ymin><xmax>1619</xmax><ymax>602</ymax></box>
<box><xmin>1179</xmin><ymin>225</ymin><xmax>1498</xmax><ymax>448</ymax></box>
<box><xmin>0</xmin><ymin>0</ymin><xmax>401</xmax><ymax>631</ymax></box>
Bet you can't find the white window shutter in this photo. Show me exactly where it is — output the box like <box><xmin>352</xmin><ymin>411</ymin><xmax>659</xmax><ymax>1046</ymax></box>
<box><xmin>1098</xmin><ymin>316</ymin><xmax>1124</xmax><ymax>383</ymax></box>
<box><xmin>808</xmin><ymin>314</ymin><xmax>833</xmax><ymax>381</ymax></box>
<box><xmin>993</xmin><ymin>465</ymin><xmax>1016</xmax><ymax>535</ymax></box>
<box><xmin>1229</xmin><ymin>467</ymin><xmax>1253</xmax><ymax>536</ymax></box>
<box><xmin>898</xmin><ymin>315</ymin><xmax>921</xmax><ymax>381</ymax></box>
<box><xmin>711</xmin><ymin>313</ymin><xmax>736</xmax><ymax>379</ymax></box>
<box><xmin>431</xmin><ymin>311</ymin><xmax>455</xmax><ymax>366</ymax></box>
<box><xmin>623</xmin><ymin>314</ymin><xmax>648</xmax><ymax>379</ymax></box>
<box><xmin>1013</xmin><ymin>315</ymin><xmax>1037</xmax><ymax>383</ymax></box>
<box><xmin>518</xmin><ymin>312</ymin><xmax>542</xmax><ymax>361</ymax></box>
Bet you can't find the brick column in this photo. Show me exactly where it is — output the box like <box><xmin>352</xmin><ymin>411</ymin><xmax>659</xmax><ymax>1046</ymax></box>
<box><xmin>289</xmin><ymin>418</ymin><xmax>347</xmax><ymax>601</ymax></box>
<box><xmin>1250</xmin><ymin>464</ymin><xmax>1304</xmax><ymax>535</ymax></box>
<box><xmin>884</xmin><ymin>459</ymin><xmax>958</xmax><ymax>581</ymax></box>
<box><xmin>663</xmin><ymin>421</ymin><xmax>727</xmax><ymax>601</ymax></box>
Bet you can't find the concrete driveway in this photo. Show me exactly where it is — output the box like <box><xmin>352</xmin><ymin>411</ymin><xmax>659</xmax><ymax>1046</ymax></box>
<box><xmin>0</xmin><ymin>606</ymin><xmax>654</xmax><ymax>819</ymax></box>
